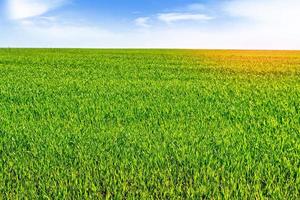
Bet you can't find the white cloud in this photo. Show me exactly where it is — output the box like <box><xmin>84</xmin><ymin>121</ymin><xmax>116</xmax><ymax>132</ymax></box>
<box><xmin>6</xmin><ymin>0</ymin><xmax>68</xmax><ymax>20</ymax></box>
<box><xmin>222</xmin><ymin>0</ymin><xmax>300</xmax><ymax>47</ymax></box>
<box><xmin>157</xmin><ymin>13</ymin><xmax>213</xmax><ymax>23</ymax></box>
<box><xmin>223</xmin><ymin>0</ymin><xmax>300</xmax><ymax>35</ymax></box>
<box><xmin>224</xmin><ymin>0</ymin><xmax>300</xmax><ymax>24</ymax></box>
<box><xmin>134</xmin><ymin>17</ymin><xmax>151</xmax><ymax>28</ymax></box>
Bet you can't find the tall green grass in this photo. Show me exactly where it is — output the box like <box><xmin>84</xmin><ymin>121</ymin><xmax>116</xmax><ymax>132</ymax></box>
<box><xmin>0</xmin><ymin>49</ymin><xmax>300</xmax><ymax>199</ymax></box>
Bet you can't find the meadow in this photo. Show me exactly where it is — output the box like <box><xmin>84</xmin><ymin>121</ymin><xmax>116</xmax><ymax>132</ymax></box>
<box><xmin>0</xmin><ymin>49</ymin><xmax>300</xmax><ymax>199</ymax></box>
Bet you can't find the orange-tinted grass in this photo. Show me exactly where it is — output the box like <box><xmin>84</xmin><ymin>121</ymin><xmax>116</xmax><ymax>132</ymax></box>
<box><xmin>187</xmin><ymin>50</ymin><xmax>300</xmax><ymax>74</ymax></box>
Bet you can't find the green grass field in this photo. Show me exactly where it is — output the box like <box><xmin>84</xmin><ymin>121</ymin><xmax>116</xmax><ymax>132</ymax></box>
<box><xmin>1</xmin><ymin>49</ymin><xmax>300</xmax><ymax>199</ymax></box>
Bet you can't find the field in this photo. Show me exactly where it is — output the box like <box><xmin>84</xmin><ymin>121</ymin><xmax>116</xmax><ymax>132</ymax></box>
<box><xmin>0</xmin><ymin>49</ymin><xmax>300</xmax><ymax>199</ymax></box>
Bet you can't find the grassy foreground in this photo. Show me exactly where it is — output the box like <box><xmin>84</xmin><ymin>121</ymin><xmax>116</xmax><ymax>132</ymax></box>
<box><xmin>0</xmin><ymin>49</ymin><xmax>300</xmax><ymax>199</ymax></box>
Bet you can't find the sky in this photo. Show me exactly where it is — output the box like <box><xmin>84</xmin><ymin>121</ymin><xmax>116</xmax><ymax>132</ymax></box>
<box><xmin>0</xmin><ymin>0</ymin><xmax>300</xmax><ymax>49</ymax></box>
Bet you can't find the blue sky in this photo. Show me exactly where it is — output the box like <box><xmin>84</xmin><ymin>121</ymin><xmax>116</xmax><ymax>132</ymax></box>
<box><xmin>1</xmin><ymin>0</ymin><xmax>300</xmax><ymax>49</ymax></box>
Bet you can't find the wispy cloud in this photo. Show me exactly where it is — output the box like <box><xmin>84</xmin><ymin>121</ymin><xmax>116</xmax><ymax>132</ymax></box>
<box><xmin>157</xmin><ymin>13</ymin><xmax>213</xmax><ymax>23</ymax></box>
<box><xmin>134</xmin><ymin>17</ymin><xmax>151</xmax><ymax>28</ymax></box>
<box><xmin>132</xmin><ymin>2</ymin><xmax>213</xmax><ymax>26</ymax></box>
<box><xmin>6</xmin><ymin>0</ymin><xmax>69</xmax><ymax>20</ymax></box>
